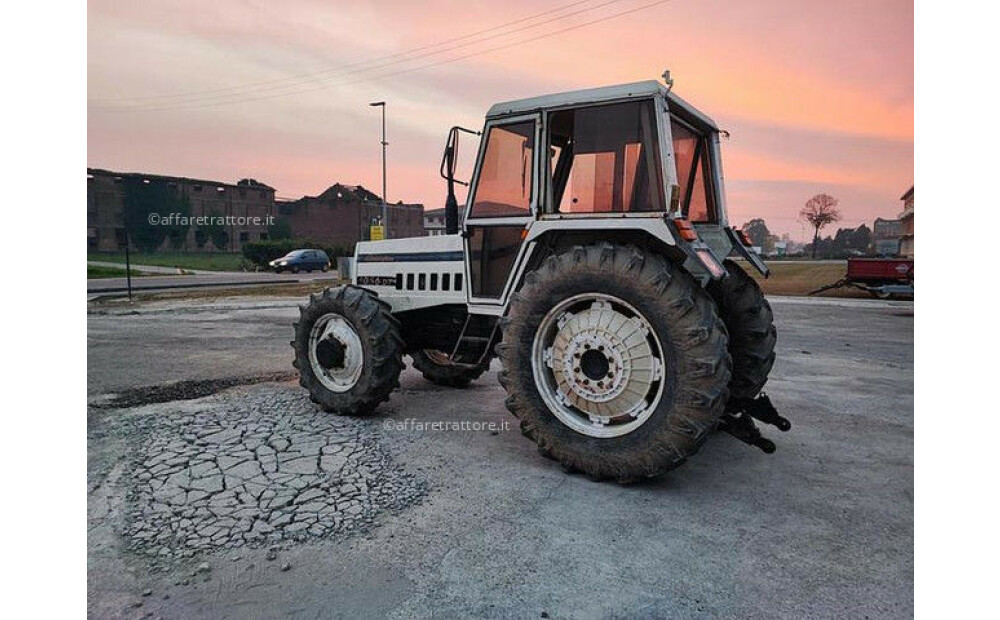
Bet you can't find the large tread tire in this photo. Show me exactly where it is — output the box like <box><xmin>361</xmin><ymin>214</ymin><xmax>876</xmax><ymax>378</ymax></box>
<box><xmin>410</xmin><ymin>350</ymin><xmax>490</xmax><ymax>388</ymax></box>
<box><xmin>706</xmin><ymin>260</ymin><xmax>777</xmax><ymax>401</ymax></box>
<box><xmin>498</xmin><ymin>243</ymin><xmax>731</xmax><ymax>482</ymax></box>
<box><xmin>293</xmin><ymin>285</ymin><xmax>404</xmax><ymax>415</ymax></box>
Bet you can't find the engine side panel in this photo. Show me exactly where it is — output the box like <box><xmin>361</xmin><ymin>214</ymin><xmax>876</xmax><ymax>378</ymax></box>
<box><xmin>354</xmin><ymin>235</ymin><xmax>466</xmax><ymax>312</ymax></box>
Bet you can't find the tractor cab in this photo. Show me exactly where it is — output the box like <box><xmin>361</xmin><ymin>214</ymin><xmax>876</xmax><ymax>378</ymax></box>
<box><xmin>450</xmin><ymin>79</ymin><xmax>764</xmax><ymax>309</ymax></box>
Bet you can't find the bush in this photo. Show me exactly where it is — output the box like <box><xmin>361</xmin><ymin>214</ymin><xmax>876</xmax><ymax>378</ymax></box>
<box><xmin>241</xmin><ymin>239</ymin><xmax>356</xmax><ymax>268</ymax></box>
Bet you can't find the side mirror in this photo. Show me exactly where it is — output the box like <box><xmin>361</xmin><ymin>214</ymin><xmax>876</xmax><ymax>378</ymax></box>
<box><xmin>439</xmin><ymin>126</ymin><xmax>479</xmax><ymax>187</ymax></box>
<box><xmin>440</xmin><ymin>126</ymin><xmax>480</xmax><ymax>235</ymax></box>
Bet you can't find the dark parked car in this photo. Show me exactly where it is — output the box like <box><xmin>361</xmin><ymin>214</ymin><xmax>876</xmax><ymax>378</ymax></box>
<box><xmin>269</xmin><ymin>249</ymin><xmax>330</xmax><ymax>273</ymax></box>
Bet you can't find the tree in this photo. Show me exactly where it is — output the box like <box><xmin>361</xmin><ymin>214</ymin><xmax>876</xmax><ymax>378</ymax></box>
<box><xmin>742</xmin><ymin>218</ymin><xmax>771</xmax><ymax>248</ymax></box>
<box><xmin>270</xmin><ymin>217</ymin><xmax>294</xmax><ymax>240</ymax></box>
<box><xmin>800</xmin><ymin>194</ymin><xmax>841</xmax><ymax>259</ymax></box>
<box><xmin>122</xmin><ymin>178</ymin><xmax>189</xmax><ymax>253</ymax></box>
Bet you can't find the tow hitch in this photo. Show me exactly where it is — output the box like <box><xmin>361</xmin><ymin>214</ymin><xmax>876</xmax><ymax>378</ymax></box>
<box><xmin>719</xmin><ymin>393</ymin><xmax>790</xmax><ymax>454</ymax></box>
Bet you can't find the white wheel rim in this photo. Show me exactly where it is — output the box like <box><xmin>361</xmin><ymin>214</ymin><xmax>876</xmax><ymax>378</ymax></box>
<box><xmin>531</xmin><ymin>293</ymin><xmax>666</xmax><ymax>438</ymax></box>
<box><xmin>309</xmin><ymin>313</ymin><xmax>365</xmax><ymax>393</ymax></box>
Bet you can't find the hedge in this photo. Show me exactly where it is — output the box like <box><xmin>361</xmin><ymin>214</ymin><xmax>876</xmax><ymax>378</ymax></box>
<box><xmin>242</xmin><ymin>239</ymin><xmax>357</xmax><ymax>268</ymax></box>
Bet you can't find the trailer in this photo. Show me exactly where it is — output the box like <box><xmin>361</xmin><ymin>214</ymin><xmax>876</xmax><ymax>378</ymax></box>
<box><xmin>809</xmin><ymin>257</ymin><xmax>914</xmax><ymax>298</ymax></box>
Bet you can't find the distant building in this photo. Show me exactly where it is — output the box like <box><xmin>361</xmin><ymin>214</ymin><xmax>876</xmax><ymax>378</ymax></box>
<box><xmin>873</xmin><ymin>217</ymin><xmax>902</xmax><ymax>256</ymax></box>
<box><xmin>423</xmin><ymin>207</ymin><xmax>464</xmax><ymax>236</ymax></box>
<box><xmin>898</xmin><ymin>186</ymin><xmax>914</xmax><ymax>258</ymax></box>
<box><xmin>87</xmin><ymin>168</ymin><xmax>275</xmax><ymax>252</ymax></box>
<box><xmin>277</xmin><ymin>183</ymin><xmax>424</xmax><ymax>249</ymax></box>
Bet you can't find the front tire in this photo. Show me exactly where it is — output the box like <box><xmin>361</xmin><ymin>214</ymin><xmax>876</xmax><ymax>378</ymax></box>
<box><xmin>411</xmin><ymin>349</ymin><xmax>490</xmax><ymax>387</ymax></box>
<box><xmin>293</xmin><ymin>286</ymin><xmax>403</xmax><ymax>415</ymax></box>
<box><xmin>498</xmin><ymin>243</ymin><xmax>731</xmax><ymax>482</ymax></box>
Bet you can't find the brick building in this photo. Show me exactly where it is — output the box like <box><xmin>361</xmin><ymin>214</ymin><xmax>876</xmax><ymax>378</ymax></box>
<box><xmin>277</xmin><ymin>183</ymin><xmax>424</xmax><ymax>248</ymax></box>
<box><xmin>87</xmin><ymin>168</ymin><xmax>275</xmax><ymax>252</ymax></box>
<box><xmin>898</xmin><ymin>186</ymin><xmax>914</xmax><ymax>258</ymax></box>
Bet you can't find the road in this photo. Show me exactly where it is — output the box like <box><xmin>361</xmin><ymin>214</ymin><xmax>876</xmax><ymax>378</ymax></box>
<box><xmin>88</xmin><ymin>260</ymin><xmax>223</xmax><ymax>275</ymax></box>
<box><xmin>87</xmin><ymin>295</ymin><xmax>914</xmax><ymax>619</ymax></box>
<box><xmin>87</xmin><ymin>270</ymin><xmax>338</xmax><ymax>296</ymax></box>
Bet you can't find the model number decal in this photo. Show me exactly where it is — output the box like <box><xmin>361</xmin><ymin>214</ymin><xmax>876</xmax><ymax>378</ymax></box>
<box><xmin>357</xmin><ymin>275</ymin><xmax>398</xmax><ymax>287</ymax></box>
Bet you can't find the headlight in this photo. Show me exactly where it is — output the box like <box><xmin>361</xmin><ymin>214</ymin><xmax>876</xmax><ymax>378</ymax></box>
<box><xmin>280</xmin><ymin>261</ymin><xmax>287</xmax><ymax>266</ymax></box>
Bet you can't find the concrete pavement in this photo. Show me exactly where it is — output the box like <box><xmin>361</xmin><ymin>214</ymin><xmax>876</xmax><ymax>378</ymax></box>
<box><xmin>87</xmin><ymin>295</ymin><xmax>913</xmax><ymax>618</ymax></box>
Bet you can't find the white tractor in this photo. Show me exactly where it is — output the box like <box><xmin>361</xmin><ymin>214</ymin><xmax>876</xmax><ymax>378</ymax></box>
<box><xmin>292</xmin><ymin>77</ymin><xmax>788</xmax><ymax>482</ymax></box>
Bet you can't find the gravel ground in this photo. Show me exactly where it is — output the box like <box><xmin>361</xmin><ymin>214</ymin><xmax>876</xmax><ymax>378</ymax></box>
<box><xmin>87</xmin><ymin>295</ymin><xmax>913</xmax><ymax>619</ymax></box>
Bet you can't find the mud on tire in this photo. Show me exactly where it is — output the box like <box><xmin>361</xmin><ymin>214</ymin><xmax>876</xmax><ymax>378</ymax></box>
<box><xmin>293</xmin><ymin>286</ymin><xmax>404</xmax><ymax>415</ymax></box>
<box><xmin>498</xmin><ymin>243</ymin><xmax>732</xmax><ymax>482</ymax></box>
<box><xmin>411</xmin><ymin>349</ymin><xmax>490</xmax><ymax>388</ymax></box>
<box><xmin>706</xmin><ymin>260</ymin><xmax>777</xmax><ymax>401</ymax></box>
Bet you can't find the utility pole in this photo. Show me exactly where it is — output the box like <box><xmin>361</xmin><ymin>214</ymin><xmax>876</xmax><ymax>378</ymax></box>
<box><xmin>369</xmin><ymin>101</ymin><xmax>387</xmax><ymax>238</ymax></box>
<box><xmin>124</xmin><ymin>227</ymin><xmax>133</xmax><ymax>301</ymax></box>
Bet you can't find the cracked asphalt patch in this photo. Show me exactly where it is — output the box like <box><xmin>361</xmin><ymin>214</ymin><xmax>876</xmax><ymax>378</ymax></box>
<box><xmin>107</xmin><ymin>388</ymin><xmax>426</xmax><ymax>567</ymax></box>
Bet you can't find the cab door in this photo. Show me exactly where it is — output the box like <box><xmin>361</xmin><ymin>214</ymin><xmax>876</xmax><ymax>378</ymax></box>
<box><xmin>463</xmin><ymin>114</ymin><xmax>539</xmax><ymax>304</ymax></box>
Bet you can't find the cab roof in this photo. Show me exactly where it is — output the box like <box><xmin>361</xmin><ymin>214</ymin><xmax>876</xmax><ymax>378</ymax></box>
<box><xmin>485</xmin><ymin>79</ymin><xmax>719</xmax><ymax>131</ymax></box>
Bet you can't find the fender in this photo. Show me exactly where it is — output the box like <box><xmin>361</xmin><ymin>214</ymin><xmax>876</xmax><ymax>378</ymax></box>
<box><xmin>725</xmin><ymin>226</ymin><xmax>770</xmax><ymax>278</ymax></box>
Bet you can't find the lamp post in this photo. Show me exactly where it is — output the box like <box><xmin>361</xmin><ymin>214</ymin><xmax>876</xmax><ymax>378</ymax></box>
<box><xmin>369</xmin><ymin>101</ymin><xmax>387</xmax><ymax>238</ymax></box>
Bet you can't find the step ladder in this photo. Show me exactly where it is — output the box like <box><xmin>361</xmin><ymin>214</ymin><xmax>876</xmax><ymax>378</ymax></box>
<box><xmin>449</xmin><ymin>314</ymin><xmax>499</xmax><ymax>365</ymax></box>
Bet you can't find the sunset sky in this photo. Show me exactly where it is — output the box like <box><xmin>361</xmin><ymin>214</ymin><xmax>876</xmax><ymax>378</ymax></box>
<box><xmin>88</xmin><ymin>0</ymin><xmax>913</xmax><ymax>240</ymax></box>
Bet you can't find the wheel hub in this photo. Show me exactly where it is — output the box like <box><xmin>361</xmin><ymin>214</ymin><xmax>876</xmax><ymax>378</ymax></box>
<box><xmin>308</xmin><ymin>314</ymin><xmax>364</xmax><ymax>393</ymax></box>
<box><xmin>579</xmin><ymin>349</ymin><xmax>610</xmax><ymax>380</ymax></box>
<box><xmin>315</xmin><ymin>337</ymin><xmax>346</xmax><ymax>369</ymax></box>
<box><xmin>534</xmin><ymin>296</ymin><xmax>665</xmax><ymax>438</ymax></box>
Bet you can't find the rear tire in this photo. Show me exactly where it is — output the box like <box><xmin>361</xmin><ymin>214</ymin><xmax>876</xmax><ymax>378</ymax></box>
<box><xmin>706</xmin><ymin>260</ymin><xmax>777</xmax><ymax>401</ymax></box>
<box><xmin>498</xmin><ymin>243</ymin><xmax>731</xmax><ymax>482</ymax></box>
<box><xmin>411</xmin><ymin>349</ymin><xmax>490</xmax><ymax>388</ymax></box>
<box><xmin>293</xmin><ymin>286</ymin><xmax>403</xmax><ymax>415</ymax></box>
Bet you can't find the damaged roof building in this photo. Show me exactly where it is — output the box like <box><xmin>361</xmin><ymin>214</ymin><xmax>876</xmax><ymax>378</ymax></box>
<box><xmin>276</xmin><ymin>183</ymin><xmax>424</xmax><ymax>250</ymax></box>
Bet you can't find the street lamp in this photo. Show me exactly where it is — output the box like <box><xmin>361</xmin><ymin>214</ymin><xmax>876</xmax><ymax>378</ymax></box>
<box><xmin>369</xmin><ymin>101</ymin><xmax>387</xmax><ymax>237</ymax></box>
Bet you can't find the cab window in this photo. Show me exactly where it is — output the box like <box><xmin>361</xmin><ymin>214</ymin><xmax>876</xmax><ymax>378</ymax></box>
<box><xmin>469</xmin><ymin>121</ymin><xmax>535</xmax><ymax>218</ymax></box>
<box><xmin>547</xmin><ymin>100</ymin><xmax>664</xmax><ymax>214</ymax></box>
<box><xmin>670</xmin><ymin>118</ymin><xmax>716</xmax><ymax>222</ymax></box>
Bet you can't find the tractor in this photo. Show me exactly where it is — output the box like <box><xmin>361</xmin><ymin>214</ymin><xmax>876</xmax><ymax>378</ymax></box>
<box><xmin>292</xmin><ymin>76</ymin><xmax>787</xmax><ymax>482</ymax></box>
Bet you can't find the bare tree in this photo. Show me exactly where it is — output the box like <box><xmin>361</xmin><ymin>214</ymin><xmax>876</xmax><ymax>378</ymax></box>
<box><xmin>800</xmin><ymin>194</ymin><xmax>842</xmax><ymax>259</ymax></box>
